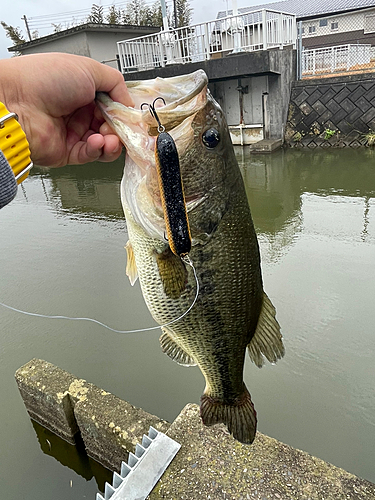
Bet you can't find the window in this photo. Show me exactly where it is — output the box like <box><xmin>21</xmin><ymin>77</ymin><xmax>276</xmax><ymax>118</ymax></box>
<box><xmin>319</xmin><ymin>19</ymin><xmax>327</xmax><ymax>27</ymax></box>
<box><xmin>298</xmin><ymin>25</ymin><xmax>305</xmax><ymax>35</ymax></box>
<box><xmin>364</xmin><ymin>14</ymin><xmax>375</xmax><ymax>33</ymax></box>
<box><xmin>308</xmin><ymin>25</ymin><xmax>316</xmax><ymax>34</ymax></box>
<box><xmin>331</xmin><ymin>22</ymin><xmax>338</xmax><ymax>30</ymax></box>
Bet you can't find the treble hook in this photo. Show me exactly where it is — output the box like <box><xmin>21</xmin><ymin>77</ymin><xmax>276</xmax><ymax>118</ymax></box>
<box><xmin>141</xmin><ymin>97</ymin><xmax>166</xmax><ymax>133</ymax></box>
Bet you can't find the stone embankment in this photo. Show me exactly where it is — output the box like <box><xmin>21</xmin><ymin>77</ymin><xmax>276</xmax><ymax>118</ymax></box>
<box><xmin>16</xmin><ymin>359</ymin><xmax>375</xmax><ymax>499</ymax></box>
<box><xmin>285</xmin><ymin>72</ymin><xmax>375</xmax><ymax>149</ymax></box>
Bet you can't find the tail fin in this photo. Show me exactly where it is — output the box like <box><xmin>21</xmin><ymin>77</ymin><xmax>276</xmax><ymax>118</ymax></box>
<box><xmin>200</xmin><ymin>387</ymin><xmax>257</xmax><ymax>444</ymax></box>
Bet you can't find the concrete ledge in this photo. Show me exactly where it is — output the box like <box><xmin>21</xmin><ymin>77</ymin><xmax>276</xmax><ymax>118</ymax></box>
<box><xmin>15</xmin><ymin>359</ymin><xmax>169</xmax><ymax>471</ymax></box>
<box><xmin>249</xmin><ymin>138</ymin><xmax>283</xmax><ymax>153</ymax></box>
<box><xmin>15</xmin><ymin>361</ymin><xmax>375</xmax><ymax>499</ymax></box>
<box><xmin>15</xmin><ymin>359</ymin><xmax>85</xmax><ymax>443</ymax></box>
<box><xmin>149</xmin><ymin>404</ymin><xmax>375</xmax><ymax>500</ymax></box>
<box><xmin>75</xmin><ymin>392</ymin><xmax>169</xmax><ymax>471</ymax></box>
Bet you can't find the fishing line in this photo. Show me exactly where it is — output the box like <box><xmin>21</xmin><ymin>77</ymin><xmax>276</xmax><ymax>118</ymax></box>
<box><xmin>0</xmin><ymin>256</ymin><xmax>199</xmax><ymax>334</ymax></box>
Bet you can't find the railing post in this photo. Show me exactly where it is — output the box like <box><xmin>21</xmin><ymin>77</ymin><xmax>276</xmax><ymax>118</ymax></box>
<box><xmin>262</xmin><ymin>9</ymin><xmax>268</xmax><ymax>50</ymax></box>
<box><xmin>204</xmin><ymin>22</ymin><xmax>211</xmax><ymax>60</ymax></box>
<box><xmin>293</xmin><ymin>16</ymin><xmax>298</xmax><ymax>49</ymax></box>
<box><xmin>158</xmin><ymin>32</ymin><xmax>165</xmax><ymax>67</ymax></box>
<box><xmin>297</xmin><ymin>21</ymin><xmax>303</xmax><ymax>79</ymax></box>
<box><xmin>279</xmin><ymin>13</ymin><xmax>283</xmax><ymax>48</ymax></box>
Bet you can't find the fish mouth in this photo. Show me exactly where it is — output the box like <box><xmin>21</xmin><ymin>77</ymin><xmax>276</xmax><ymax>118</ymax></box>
<box><xmin>96</xmin><ymin>70</ymin><xmax>208</xmax><ymax>241</ymax></box>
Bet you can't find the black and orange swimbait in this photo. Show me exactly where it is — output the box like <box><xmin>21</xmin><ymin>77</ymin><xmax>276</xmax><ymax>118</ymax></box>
<box><xmin>143</xmin><ymin>98</ymin><xmax>191</xmax><ymax>257</ymax></box>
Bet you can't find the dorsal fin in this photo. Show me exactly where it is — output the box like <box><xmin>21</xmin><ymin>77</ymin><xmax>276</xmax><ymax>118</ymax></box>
<box><xmin>247</xmin><ymin>292</ymin><xmax>285</xmax><ymax>368</ymax></box>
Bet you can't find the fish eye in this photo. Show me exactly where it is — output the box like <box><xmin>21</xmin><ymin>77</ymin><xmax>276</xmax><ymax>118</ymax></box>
<box><xmin>202</xmin><ymin>128</ymin><xmax>220</xmax><ymax>148</ymax></box>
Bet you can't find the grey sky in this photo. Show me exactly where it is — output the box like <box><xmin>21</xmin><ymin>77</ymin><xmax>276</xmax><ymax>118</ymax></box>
<box><xmin>0</xmin><ymin>0</ymin><xmax>270</xmax><ymax>59</ymax></box>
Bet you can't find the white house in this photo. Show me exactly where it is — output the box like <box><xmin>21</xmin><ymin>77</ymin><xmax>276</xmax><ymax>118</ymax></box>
<box><xmin>9</xmin><ymin>23</ymin><xmax>160</xmax><ymax>69</ymax></box>
<box><xmin>217</xmin><ymin>0</ymin><xmax>375</xmax><ymax>50</ymax></box>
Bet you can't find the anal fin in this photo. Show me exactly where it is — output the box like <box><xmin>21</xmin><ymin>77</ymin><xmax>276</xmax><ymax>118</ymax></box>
<box><xmin>125</xmin><ymin>241</ymin><xmax>138</xmax><ymax>286</ymax></box>
<box><xmin>160</xmin><ymin>327</ymin><xmax>196</xmax><ymax>366</ymax></box>
<box><xmin>247</xmin><ymin>292</ymin><xmax>285</xmax><ymax>368</ymax></box>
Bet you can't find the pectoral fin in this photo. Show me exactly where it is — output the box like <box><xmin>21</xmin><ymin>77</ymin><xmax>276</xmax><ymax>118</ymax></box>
<box><xmin>125</xmin><ymin>241</ymin><xmax>138</xmax><ymax>286</ymax></box>
<box><xmin>154</xmin><ymin>247</ymin><xmax>188</xmax><ymax>299</ymax></box>
<box><xmin>160</xmin><ymin>327</ymin><xmax>197</xmax><ymax>366</ymax></box>
<box><xmin>247</xmin><ymin>292</ymin><xmax>285</xmax><ymax>368</ymax></box>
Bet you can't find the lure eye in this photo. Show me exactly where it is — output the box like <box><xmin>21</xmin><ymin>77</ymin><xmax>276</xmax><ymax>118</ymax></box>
<box><xmin>202</xmin><ymin>128</ymin><xmax>220</xmax><ymax>148</ymax></box>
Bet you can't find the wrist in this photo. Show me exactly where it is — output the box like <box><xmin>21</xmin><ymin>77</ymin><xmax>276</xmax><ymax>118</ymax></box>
<box><xmin>0</xmin><ymin>100</ymin><xmax>33</xmax><ymax>184</ymax></box>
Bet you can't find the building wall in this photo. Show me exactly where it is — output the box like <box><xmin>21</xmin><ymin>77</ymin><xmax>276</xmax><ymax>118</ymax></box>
<box><xmin>302</xmin><ymin>7</ymin><xmax>375</xmax><ymax>49</ymax></box>
<box><xmin>20</xmin><ymin>32</ymin><xmax>90</xmax><ymax>57</ymax></box>
<box><xmin>87</xmin><ymin>30</ymin><xmax>148</xmax><ymax>68</ymax></box>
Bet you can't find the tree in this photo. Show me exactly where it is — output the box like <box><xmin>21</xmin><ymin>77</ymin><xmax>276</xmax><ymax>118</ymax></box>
<box><xmin>106</xmin><ymin>5</ymin><xmax>122</xmax><ymax>24</ymax></box>
<box><xmin>87</xmin><ymin>4</ymin><xmax>104</xmax><ymax>24</ymax></box>
<box><xmin>175</xmin><ymin>0</ymin><xmax>192</xmax><ymax>27</ymax></box>
<box><xmin>149</xmin><ymin>2</ymin><xmax>163</xmax><ymax>28</ymax></box>
<box><xmin>1</xmin><ymin>21</ymin><xmax>26</xmax><ymax>46</ymax></box>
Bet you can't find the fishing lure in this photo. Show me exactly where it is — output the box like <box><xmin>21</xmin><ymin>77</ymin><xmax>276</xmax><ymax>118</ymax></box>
<box><xmin>141</xmin><ymin>98</ymin><xmax>192</xmax><ymax>258</ymax></box>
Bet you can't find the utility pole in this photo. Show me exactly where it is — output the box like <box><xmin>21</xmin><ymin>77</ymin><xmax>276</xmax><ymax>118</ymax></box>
<box><xmin>160</xmin><ymin>0</ymin><xmax>169</xmax><ymax>32</ymax></box>
<box><xmin>22</xmin><ymin>15</ymin><xmax>32</xmax><ymax>41</ymax></box>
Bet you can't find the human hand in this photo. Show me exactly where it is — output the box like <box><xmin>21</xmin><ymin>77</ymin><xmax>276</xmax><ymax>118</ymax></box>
<box><xmin>0</xmin><ymin>53</ymin><xmax>133</xmax><ymax>167</ymax></box>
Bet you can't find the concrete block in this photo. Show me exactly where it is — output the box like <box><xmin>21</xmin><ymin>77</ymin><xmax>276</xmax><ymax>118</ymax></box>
<box><xmin>15</xmin><ymin>358</ymin><xmax>170</xmax><ymax>472</ymax></box>
<box><xmin>74</xmin><ymin>392</ymin><xmax>170</xmax><ymax>472</ymax></box>
<box><xmin>15</xmin><ymin>358</ymin><xmax>89</xmax><ymax>443</ymax></box>
<box><xmin>249</xmin><ymin>138</ymin><xmax>283</xmax><ymax>153</ymax></box>
<box><xmin>148</xmin><ymin>404</ymin><xmax>375</xmax><ymax>500</ymax></box>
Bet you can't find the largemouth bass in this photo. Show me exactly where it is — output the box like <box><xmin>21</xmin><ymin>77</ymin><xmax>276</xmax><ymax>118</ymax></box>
<box><xmin>96</xmin><ymin>70</ymin><xmax>284</xmax><ymax>444</ymax></box>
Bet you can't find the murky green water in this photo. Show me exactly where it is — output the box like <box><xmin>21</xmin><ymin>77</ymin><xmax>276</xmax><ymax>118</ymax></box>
<box><xmin>0</xmin><ymin>148</ymin><xmax>374</xmax><ymax>498</ymax></box>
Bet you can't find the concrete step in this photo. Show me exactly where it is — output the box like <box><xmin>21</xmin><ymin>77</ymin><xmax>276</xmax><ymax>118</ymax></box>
<box><xmin>249</xmin><ymin>138</ymin><xmax>283</xmax><ymax>153</ymax></box>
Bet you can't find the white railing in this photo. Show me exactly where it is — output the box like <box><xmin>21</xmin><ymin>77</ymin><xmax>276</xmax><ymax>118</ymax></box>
<box><xmin>302</xmin><ymin>44</ymin><xmax>372</xmax><ymax>76</ymax></box>
<box><xmin>117</xmin><ymin>9</ymin><xmax>297</xmax><ymax>73</ymax></box>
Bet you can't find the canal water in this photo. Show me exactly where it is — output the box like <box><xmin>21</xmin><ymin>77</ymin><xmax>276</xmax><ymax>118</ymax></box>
<box><xmin>0</xmin><ymin>148</ymin><xmax>374</xmax><ymax>498</ymax></box>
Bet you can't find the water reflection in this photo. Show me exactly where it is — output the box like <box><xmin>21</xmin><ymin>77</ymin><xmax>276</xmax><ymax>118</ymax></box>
<box><xmin>32</xmin><ymin>420</ymin><xmax>112</xmax><ymax>492</ymax></box>
<box><xmin>2</xmin><ymin>148</ymin><xmax>375</xmax><ymax>492</ymax></box>
<box><xmin>30</xmin><ymin>154</ymin><xmax>125</xmax><ymax>221</ymax></box>
<box><xmin>235</xmin><ymin>148</ymin><xmax>375</xmax><ymax>262</ymax></box>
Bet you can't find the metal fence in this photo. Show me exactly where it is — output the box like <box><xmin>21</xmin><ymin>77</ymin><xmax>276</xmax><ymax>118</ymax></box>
<box><xmin>117</xmin><ymin>9</ymin><xmax>297</xmax><ymax>73</ymax></box>
<box><xmin>298</xmin><ymin>7</ymin><xmax>375</xmax><ymax>78</ymax></box>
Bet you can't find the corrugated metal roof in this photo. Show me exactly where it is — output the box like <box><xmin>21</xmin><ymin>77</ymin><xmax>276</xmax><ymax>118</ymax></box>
<box><xmin>217</xmin><ymin>0</ymin><xmax>375</xmax><ymax>19</ymax></box>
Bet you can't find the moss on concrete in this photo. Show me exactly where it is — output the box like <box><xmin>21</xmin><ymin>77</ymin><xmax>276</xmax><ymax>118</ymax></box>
<box><xmin>148</xmin><ymin>404</ymin><xmax>375</xmax><ymax>500</ymax></box>
<box><xmin>15</xmin><ymin>358</ymin><xmax>170</xmax><ymax>471</ymax></box>
<box><xmin>74</xmin><ymin>391</ymin><xmax>170</xmax><ymax>471</ymax></box>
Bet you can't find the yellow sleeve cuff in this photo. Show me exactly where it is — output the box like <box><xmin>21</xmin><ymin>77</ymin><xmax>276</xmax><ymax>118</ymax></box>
<box><xmin>0</xmin><ymin>101</ymin><xmax>33</xmax><ymax>184</ymax></box>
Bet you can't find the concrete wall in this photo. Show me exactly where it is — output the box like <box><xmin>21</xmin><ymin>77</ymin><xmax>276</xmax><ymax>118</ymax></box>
<box><xmin>21</xmin><ymin>32</ymin><xmax>90</xmax><ymax>57</ymax></box>
<box><xmin>268</xmin><ymin>48</ymin><xmax>296</xmax><ymax>139</ymax></box>
<box><xmin>87</xmin><ymin>30</ymin><xmax>146</xmax><ymax>68</ymax></box>
<box><xmin>285</xmin><ymin>72</ymin><xmax>375</xmax><ymax>147</ymax></box>
<box><xmin>124</xmin><ymin>48</ymin><xmax>296</xmax><ymax>143</ymax></box>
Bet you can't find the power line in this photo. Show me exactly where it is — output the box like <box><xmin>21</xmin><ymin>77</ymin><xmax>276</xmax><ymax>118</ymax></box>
<box><xmin>25</xmin><ymin>0</ymin><xmax>175</xmax><ymax>35</ymax></box>
<box><xmin>29</xmin><ymin>0</ymin><xmax>172</xmax><ymax>21</ymax></box>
